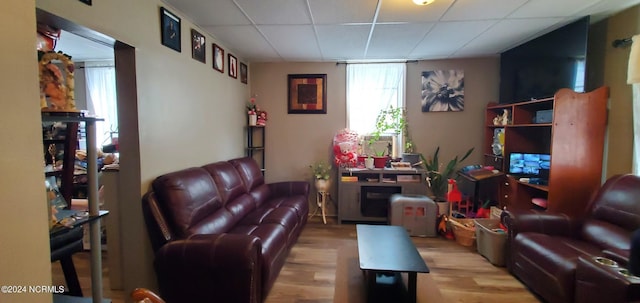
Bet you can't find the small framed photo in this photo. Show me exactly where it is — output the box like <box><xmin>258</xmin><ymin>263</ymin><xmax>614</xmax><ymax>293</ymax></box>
<box><xmin>160</xmin><ymin>7</ymin><xmax>181</xmax><ymax>52</ymax></box>
<box><xmin>240</xmin><ymin>62</ymin><xmax>248</xmax><ymax>84</ymax></box>
<box><xmin>191</xmin><ymin>29</ymin><xmax>205</xmax><ymax>63</ymax></box>
<box><xmin>212</xmin><ymin>44</ymin><xmax>224</xmax><ymax>73</ymax></box>
<box><xmin>228</xmin><ymin>53</ymin><xmax>238</xmax><ymax>79</ymax></box>
<box><xmin>287</xmin><ymin>74</ymin><xmax>327</xmax><ymax>114</ymax></box>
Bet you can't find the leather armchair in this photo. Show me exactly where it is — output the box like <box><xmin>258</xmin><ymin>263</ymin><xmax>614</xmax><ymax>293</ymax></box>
<box><xmin>502</xmin><ymin>174</ymin><xmax>640</xmax><ymax>303</ymax></box>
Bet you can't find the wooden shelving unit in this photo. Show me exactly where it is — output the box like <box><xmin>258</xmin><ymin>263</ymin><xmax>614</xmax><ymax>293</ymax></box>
<box><xmin>483</xmin><ymin>87</ymin><xmax>609</xmax><ymax>216</ymax></box>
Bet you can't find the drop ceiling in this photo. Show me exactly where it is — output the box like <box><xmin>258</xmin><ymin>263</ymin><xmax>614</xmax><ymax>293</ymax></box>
<box><xmin>163</xmin><ymin>0</ymin><xmax>640</xmax><ymax>62</ymax></box>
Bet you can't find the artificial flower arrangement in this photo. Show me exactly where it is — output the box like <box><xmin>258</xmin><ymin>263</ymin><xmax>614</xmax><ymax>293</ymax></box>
<box><xmin>247</xmin><ymin>97</ymin><xmax>268</xmax><ymax>126</ymax></box>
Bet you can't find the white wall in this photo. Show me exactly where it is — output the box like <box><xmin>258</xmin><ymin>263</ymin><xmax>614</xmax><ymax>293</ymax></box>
<box><xmin>0</xmin><ymin>1</ymin><xmax>55</xmax><ymax>302</ymax></box>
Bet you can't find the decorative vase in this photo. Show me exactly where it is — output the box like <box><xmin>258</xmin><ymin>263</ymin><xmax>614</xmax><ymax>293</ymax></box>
<box><xmin>248</xmin><ymin>113</ymin><xmax>257</xmax><ymax>126</ymax></box>
<box><xmin>364</xmin><ymin>157</ymin><xmax>374</xmax><ymax>169</ymax></box>
<box><xmin>315</xmin><ymin>179</ymin><xmax>330</xmax><ymax>192</ymax></box>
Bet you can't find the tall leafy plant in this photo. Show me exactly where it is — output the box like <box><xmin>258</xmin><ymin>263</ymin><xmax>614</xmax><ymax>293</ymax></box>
<box><xmin>421</xmin><ymin>146</ymin><xmax>474</xmax><ymax>200</ymax></box>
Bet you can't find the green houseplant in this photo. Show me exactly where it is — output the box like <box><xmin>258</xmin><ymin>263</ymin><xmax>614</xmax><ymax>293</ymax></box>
<box><xmin>420</xmin><ymin>146</ymin><xmax>474</xmax><ymax>200</ymax></box>
<box><xmin>309</xmin><ymin>161</ymin><xmax>331</xmax><ymax>192</ymax></box>
<box><xmin>368</xmin><ymin>105</ymin><xmax>415</xmax><ymax>158</ymax></box>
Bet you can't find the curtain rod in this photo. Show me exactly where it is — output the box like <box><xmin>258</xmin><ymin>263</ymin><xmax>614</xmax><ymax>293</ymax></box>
<box><xmin>612</xmin><ymin>37</ymin><xmax>633</xmax><ymax>48</ymax></box>
<box><xmin>335</xmin><ymin>60</ymin><xmax>418</xmax><ymax>65</ymax></box>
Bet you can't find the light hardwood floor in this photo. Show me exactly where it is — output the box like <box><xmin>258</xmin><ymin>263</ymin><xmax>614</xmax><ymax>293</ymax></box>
<box><xmin>52</xmin><ymin>216</ymin><xmax>542</xmax><ymax>302</ymax></box>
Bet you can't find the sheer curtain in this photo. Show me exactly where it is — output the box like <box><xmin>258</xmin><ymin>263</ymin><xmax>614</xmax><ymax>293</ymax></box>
<box><xmin>346</xmin><ymin>63</ymin><xmax>406</xmax><ymax>136</ymax></box>
<box><xmin>84</xmin><ymin>64</ymin><xmax>117</xmax><ymax>149</ymax></box>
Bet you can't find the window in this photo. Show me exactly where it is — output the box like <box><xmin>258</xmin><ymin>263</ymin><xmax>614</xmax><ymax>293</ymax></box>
<box><xmin>346</xmin><ymin>63</ymin><xmax>406</xmax><ymax>154</ymax></box>
<box><xmin>84</xmin><ymin>63</ymin><xmax>118</xmax><ymax>150</ymax></box>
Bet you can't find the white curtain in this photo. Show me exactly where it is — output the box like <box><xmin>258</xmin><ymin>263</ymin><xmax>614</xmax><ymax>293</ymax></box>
<box><xmin>84</xmin><ymin>64</ymin><xmax>117</xmax><ymax>149</ymax></box>
<box><xmin>346</xmin><ymin>63</ymin><xmax>406</xmax><ymax>136</ymax></box>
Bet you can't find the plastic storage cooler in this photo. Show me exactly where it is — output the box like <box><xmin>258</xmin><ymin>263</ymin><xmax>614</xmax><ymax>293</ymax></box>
<box><xmin>474</xmin><ymin>218</ymin><xmax>507</xmax><ymax>266</ymax></box>
<box><xmin>389</xmin><ymin>194</ymin><xmax>437</xmax><ymax>237</ymax></box>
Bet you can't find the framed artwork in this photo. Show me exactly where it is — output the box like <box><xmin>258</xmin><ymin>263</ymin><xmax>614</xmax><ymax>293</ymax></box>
<box><xmin>421</xmin><ymin>70</ymin><xmax>464</xmax><ymax>112</ymax></box>
<box><xmin>78</xmin><ymin>0</ymin><xmax>92</xmax><ymax>5</ymax></box>
<box><xmin>228</xmin><ymin>53</ymin><xmax>237</xmax><ymax>79</ymax></box>
<box><xmin>191</xmin><ymin>29</ymin><xmax>205</xmax><ymax>63</ymax></box>
<box><xmin>212</xmin><ymin>44</ymin><xmax>224</xmax><ymax>73</ymax></box>
<box><xmin>287</xmin><ymin>74</ymin><xmax>327</xmax><ymax>114</ymax></box>
<box><xmin>240</xmin><ymin>62</ymin><xmax>248</xmax><ymax>84</ymax></box>
<box><xmin>160</xmin><ymin>7</ymin><xmax>181</xmax><ymax>52</ymax></box>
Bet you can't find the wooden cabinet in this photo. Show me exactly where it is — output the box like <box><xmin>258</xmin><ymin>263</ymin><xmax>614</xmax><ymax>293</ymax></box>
<box><xmin>337</xmin><ymin>168</ymin><xmax>428</xmax><ymax>223</ymax></box>
<box><xmin>246</xmin><ymin>126</ymin><xmax>265</xmax><ymax>174</ymax></box>
<box><xmin>484</xmin><ymin>87</ymin><xmax>608</xmax><ymax>217</ymax></box>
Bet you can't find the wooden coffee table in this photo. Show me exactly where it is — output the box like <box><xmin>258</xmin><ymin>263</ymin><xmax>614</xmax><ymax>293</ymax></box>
<box><xmin>357</xmin><ymin>224</ymin><xmax>430</xmax><ymax>303</ymax></box>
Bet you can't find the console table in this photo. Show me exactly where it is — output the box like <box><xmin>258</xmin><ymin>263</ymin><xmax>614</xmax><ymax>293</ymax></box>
<box><xmin>338</xmin><ymin>168</ymin><xmax>428</xmax><ymax>223</ymax></box>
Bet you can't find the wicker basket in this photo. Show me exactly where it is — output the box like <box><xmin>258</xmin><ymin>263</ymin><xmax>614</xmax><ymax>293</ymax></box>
<box><xmin>449</xmin><ymin>217</ymin><xmax>476</xmax><ymax>247</ymax></box>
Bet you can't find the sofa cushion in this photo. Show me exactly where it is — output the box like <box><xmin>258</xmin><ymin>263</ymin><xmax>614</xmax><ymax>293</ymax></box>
<box><xmin>514</xmin><ymin>232</ymin><xmax>602</xmax><ymax>302</ymax></box>
<box><xmin>152</xmin><ymin>167</ymin><xmax>226</xmax><ymax>238</ymax></box>
<box><xmin>203</xmin><ymin>162</ymin><xmax>250</xmax><ymax>206</ymax></box>
<box><xmin>581</xmin><ymin>218</ymin><xmax>632</xmax><ymax>251</ymax></box>
<box><xmin>229</xmin><ymin>157</ymin><xmax>265</xmax><ymax>191</ymax></box>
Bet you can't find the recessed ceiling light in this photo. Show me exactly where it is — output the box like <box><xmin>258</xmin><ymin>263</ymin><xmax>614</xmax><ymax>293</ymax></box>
<box><xmin>413</xmin><ymin>0</ymin><xmax>435</xmax><ymax>5</ymax></box>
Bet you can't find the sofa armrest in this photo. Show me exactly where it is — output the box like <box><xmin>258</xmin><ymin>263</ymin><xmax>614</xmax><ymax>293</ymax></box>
<box><xmin>267</xmin><ymin>181</ymin><xmax>310</xmax><ymax>197</ymax></box>
<box><xmin>154</xmin><ymin>233</ymin><xmax>262</xmax><ymax>303</ymax></box>
<box><xmin>502</xmin><ymin>208</ymin><xmax>580</xmax><ymax>239</ymax></box>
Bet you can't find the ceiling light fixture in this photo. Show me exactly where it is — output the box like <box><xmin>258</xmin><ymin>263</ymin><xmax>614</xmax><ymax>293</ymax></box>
<box><xmin>413</xmin><ymin>0</ymin><xmax>434</xmax><ymax>5</ymax></box>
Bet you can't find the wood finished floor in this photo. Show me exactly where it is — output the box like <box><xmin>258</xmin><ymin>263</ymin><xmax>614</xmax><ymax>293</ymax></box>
<box><xmin>52</xmin><ymin>216</ymin><xmax>542</xmax><ymax>303</ymax></box>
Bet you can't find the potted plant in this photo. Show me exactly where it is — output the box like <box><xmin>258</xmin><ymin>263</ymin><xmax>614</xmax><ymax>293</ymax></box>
<box><xmin>309</xmin><ymin>161</ymin><xmax>331</xmax><ymax>192</ymax></box>
<box><xmin>368</xmin><ymin>105</ymin><xmax>419</xmax><ymax>164</ymax></box>
<box><xmin>421</xmin><ymin>146</ymin><xmax>474</xmax><ymax>201</ymax></box>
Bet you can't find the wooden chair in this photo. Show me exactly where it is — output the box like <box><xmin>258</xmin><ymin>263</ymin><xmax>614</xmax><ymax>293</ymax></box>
<box><xmin>131</xmin><ymin>288</ymin><xmax>166</xmax><ymax>303</ymax></box>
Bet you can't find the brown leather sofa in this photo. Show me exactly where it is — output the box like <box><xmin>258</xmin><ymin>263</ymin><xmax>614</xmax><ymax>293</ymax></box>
<box><xmin>142</xmin><ymin>157</ymin><xmax>310</xmax><ymax>303</ymax></box>
<box><xmin>502</xmin><ymin>174</ymin><xmax>640</xmax><ymax>303</ymax></box>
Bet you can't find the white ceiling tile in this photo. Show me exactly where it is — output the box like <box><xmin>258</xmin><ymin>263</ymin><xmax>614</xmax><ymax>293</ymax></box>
<box><xmin>205</xmin><ymin>25</ymin><xmax>281</xmax><ymax>61</ymax></box>
<box><xmin>235</xmin><ymin>0</ymin><xmax>311</xmax><ymax>25</ymax></box>
<box><xmin>165</xmin><ymin>0</ymin><xmax>250</xmax><ymax>26</ymax></box>
<box><xmin>409</xmin><ymin>20</ymin><xmax>496</xmax><ymax>59</ymax></box>
<box><xmin>367</xmin><ymin>23</ymin><xmax>434</xmax><ymax>59</ymax></box>
<box><xmin>442</xmin><ymin>0</ymin><xmax>528</xmax><ymax>21</ymax></box>
<box><xmin>378</xmin><ymin>0</ymin><xmax>455</xmax><ymax>22</ymax></box>
<box><xmin>509</xmin><ymin>0</ymin><xmax>600</xmax><ymax>18</ymax></box>
<box><xmin>259</xmin><ymin>25</ymin><xmax>322</xmax><ymax>61</ymax></box>
<box><xmin>56</xmin><ymin>30</ymin><xmax>113</xmax><ymax>61</ymax></box>
<box><xmin>454</xmin><ymin>18</ymin><xmax>564</xmax><ymax>56</ymax></box>
<box><xmin>315</xmin><ymin>25</ymin><xmax>370</xmax><ymax>60</ymax></box>
<box><xmin>308</xmin><ymin>0</ymin><xmax>378</xmax><ymax>24</ymax></box>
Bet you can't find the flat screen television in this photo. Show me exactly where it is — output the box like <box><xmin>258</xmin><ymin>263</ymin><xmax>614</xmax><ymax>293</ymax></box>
<box><xmin>499</xmin><ymin>16</ymin><xmax>590</xmax><ymax>104</ymax></box>
<box><xmin>508</xmin><ymin>153</ymin><xmax>551</xmax><ymax>178</ymax></box>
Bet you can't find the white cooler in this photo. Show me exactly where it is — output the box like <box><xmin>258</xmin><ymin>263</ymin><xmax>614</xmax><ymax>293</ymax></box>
<box><xmin>389</xmin><ymin>194</ymin><xmax>437</xmax><ymax>237</ymax></box>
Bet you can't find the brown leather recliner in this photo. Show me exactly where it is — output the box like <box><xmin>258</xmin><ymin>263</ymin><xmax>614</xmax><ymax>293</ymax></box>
<box><xmin>142</xmin><ymin>157</ymin><xmax>309</xmax><ymax>303</ymax></box>
<box><xmin>502</xmin><ymin>174</ymin><xmax>640</xmax><ymax>303</ymax></box>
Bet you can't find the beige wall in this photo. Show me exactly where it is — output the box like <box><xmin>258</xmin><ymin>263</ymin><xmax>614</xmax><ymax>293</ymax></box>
<box><xmin>251</xmin><ymin>57</ymin><xmax>500</xmax><ymax>214</ymax></box>
<box><xmin>0</xmin><ymin>1</ymin><xmax>54</xmax><ymax>302</ymax></box>
<box><xmin>603</xmin><ymin>5</ymin><xmax>640</xmax><ymax>178</ymax></box>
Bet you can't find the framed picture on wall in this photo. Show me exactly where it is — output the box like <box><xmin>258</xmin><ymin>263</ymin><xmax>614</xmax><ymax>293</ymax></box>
<box><xmin>240</xmin><ymin>62</ymin><xmax>248</xmax><ymax>84</ymax></box>
<box><xmin>78</xmin><ymin>0</ymin><xmax>92</xmax><ymax>5</ymax></box>
<box><xmin>228</xmin><ymin>54</ymin><xmax>237</xmax><ymax>79</ymax></box>
<box><xmin>212</xmin><ymin>44</ymin><xmax>224</xmax><ymax>73</ymax></box>
<box><xmin>287</xmin><ymin>74</ymin><xmax>327</xmax><ymax>114</ymax></box>
<box><xmin>160</xmin><ymin>7</ymin><xmax>181</xmax><ymax>52</ymax></box>
<box><xmin>191</xmin><ymin>29</ymin><xmax>205</xmax><ymax>63</ymax></box>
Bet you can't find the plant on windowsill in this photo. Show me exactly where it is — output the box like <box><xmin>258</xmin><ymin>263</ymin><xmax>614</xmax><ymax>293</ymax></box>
<box><xmin>420</xmin><ymin>146</ymin><xmax>474</xmax><ymax>201</ymax></box>
<box><xmin>368</xmin><ymin>105</ymin><xmax>418</xmax><ymax>162</ymax></box>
